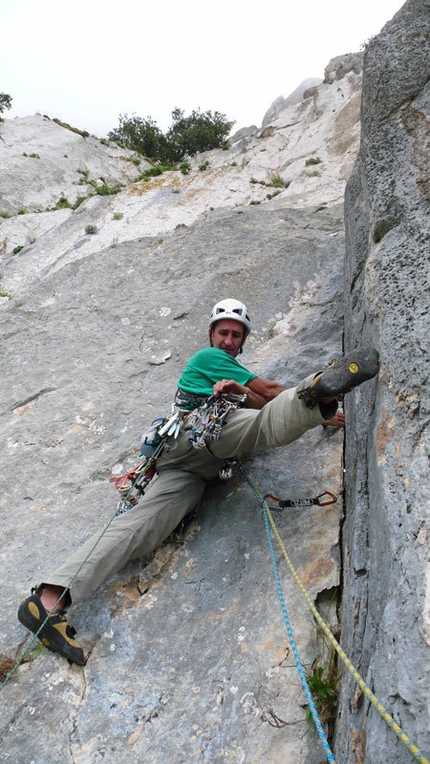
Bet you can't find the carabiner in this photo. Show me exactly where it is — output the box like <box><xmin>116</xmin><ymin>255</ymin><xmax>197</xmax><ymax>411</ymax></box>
<box><xmin>314</xmin><ymin>491</ymin><xmax>337</xmax><ymax>506</ymax></box>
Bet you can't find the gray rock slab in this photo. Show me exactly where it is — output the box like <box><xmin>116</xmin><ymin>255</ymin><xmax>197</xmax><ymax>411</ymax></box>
<box><xmin>0</xmin><ymin>66</ymin><xmax>362</xmax><ymax>294</ymax></box>
<box><xmin>0</xmin><ymin>202</ymin><xmax>344</xmax><ymax>763</ymax></box>
<box><xmin>0</xmin><ymin>115</ymin><xmax>145</xmax><ymax>214</ymax></box>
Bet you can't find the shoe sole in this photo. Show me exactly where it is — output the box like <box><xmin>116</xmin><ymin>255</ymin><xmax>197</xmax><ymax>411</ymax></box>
<box><xmin>298</xmin><ymin>347</ymin><xmax>379</xmax><ymax>407</ymax></box>
<box><xmin>18</xmin><ymin>596</ymin><xmax>85</xmax><ymax>666</ymax></box>
<box><xmin>314</xmin><ymin>347</ymin><xmax>380</xmax><ymax>398</ymax></box>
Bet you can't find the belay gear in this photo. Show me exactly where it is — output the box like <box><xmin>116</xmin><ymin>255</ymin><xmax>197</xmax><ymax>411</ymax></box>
<box><xmin>262</xmin><ymin>490</ymin><xmax>337</xmax><ymax>510</ymax></box>
<box><xmin>173</xmin><ymin>391</ymin><xmax>245</xmax><ymax>481</ymax></box>
<box><xmin>180</xmin><ymin>392</ymin><xmax>246</xmax><ymax>450</ymax></box>
<box><xmin>110</xmin><ymin>392</ymin><xmax>246</xmax><ymax>514</ymax></box>
<box><xmin>139</xmin><ymin>417</ymin><xmax>165</xmax><ymax>459</ymax></box>
<box><xmin>109</xmin><ymin>416</ymin><xmax>171</xmax><ymax>515</ymax></box>
<box><xmin>109</xmin><ymin>453</ymin><xmax>160</xmax><ymax>515</ymax></box>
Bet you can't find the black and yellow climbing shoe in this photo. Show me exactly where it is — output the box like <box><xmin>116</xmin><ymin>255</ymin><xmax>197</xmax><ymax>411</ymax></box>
<box><xmin>17</xmin><ymin>588</ymin><xmax>85</xmax><ymax>666</ymax></box>
<box><xmin>297</xmin><ymin>347</ymin><xmax>380</xmax><ymax>409</ymax></box>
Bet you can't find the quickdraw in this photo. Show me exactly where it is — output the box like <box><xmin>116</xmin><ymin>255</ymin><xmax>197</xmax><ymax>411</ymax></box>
<box><xmin>109</xmin><ymin>443</ymin><xmax>164</xmax><ymax>516</ymax></box>
<box><xmin>183</xmin><ymin>392</ymin><xmax>246</xmax><ymax>449</ymax></box>
<box><xmin>261</xmin><ymin>490</ymin><xmax>337</xmax><ymax>511</ymax></box>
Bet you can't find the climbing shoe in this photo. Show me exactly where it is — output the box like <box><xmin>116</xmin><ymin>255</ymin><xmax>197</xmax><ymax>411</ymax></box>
<box><xmin>297</xmin><ymin>347</ymin><xmax>379</xmax><ymax>409</ymax></box>
<box><xmin>17</xmin><ymin>587</ymin><xmax>85</xmax><ymax>666</ymax></box>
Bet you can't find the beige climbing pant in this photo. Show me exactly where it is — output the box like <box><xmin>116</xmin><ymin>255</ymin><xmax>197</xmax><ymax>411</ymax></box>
<box><xmin>45</xmin><ymin>375</ymin><xmax>332</xmax><ymax>604</ymax></box>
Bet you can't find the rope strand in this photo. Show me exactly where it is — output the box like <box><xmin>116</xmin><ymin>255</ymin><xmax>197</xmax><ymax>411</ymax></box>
<box><xmin>239</xmin><ymin>463</ymin><xmax>429</xmax><ymax>764</ymax></box>
<box><xmin>262</xmin><ymin>490</ymin><xmax>336</xmax><ymax>762</ymax></box>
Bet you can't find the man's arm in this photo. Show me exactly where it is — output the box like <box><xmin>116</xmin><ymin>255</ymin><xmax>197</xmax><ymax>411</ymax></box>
<box><xmin>212</xmin><ymin>376</ymin><xmax>286</xmax><ymax>410</ymax></box>
<box><xmin>247</xmin><ymin>377</ymin><xmax>286</xmax><ymax>402</ymax></box>
<box><xmin>213</xmin><ymin>376</ymin><xmax>344</xmax><ymax>423</ymax></box>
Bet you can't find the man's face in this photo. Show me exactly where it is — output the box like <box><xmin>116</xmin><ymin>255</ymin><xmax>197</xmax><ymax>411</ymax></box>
<box><xmin>210</xmin><ymin>319</ymin><xmax>246</xmax><ymax>357</ymax></box>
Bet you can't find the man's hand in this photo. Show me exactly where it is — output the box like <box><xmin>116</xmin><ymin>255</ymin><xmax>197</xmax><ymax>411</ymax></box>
<box><xmin>321</xmin><ymin>411</ymin><xmax>345</xmax><ymax>428</ymax></box>
<box><xmin>212</xmin><ymin>379</ymin><xmax>248</xmax><ymax>398</ymax></box>
<box><xmin>212</xmin><ymin>379</ymin><xmax>268</xmax><ymax>409</ymax></box>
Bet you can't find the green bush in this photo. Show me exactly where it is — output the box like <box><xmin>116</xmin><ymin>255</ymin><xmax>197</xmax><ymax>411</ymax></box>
<box><xmin>305</xmin><ymin>156</ymin><xmax>322</xmax><ymax>166</ymax></box>
<box><xmin>73</xmin><ymin>195</ymin><xmax>89</xmax><ymax>209</ymax></box>
<box><xmin>179</xmin><ymin>161</ymin><xmax>191</xmax><ymax>175</ymax></box>
<box><xmin>90</xmin><ymin>181</ymin><xmax>121</xmax><ymax>196</ymax></box>
<box><xmin>0</xmin><ymin>92</ymin><xmax>12</xmax><ymax>121</ymax></box>
<box><xmin>305</xmin><ymin>664</ymin><xmax>338</xmax><ymax>729</ymax></box>
<box><xmin>55</xmin><ymin>196</ymin><xmax>71</xmax><ymax>209</ymax></box>
<box><xmin>108</xmin><ymin>114</ymin><xmax>168</xmax><ymax>160</ymax></box>
<box><xmin>139</xmin><ymin>164</ymin><xmax>173</xmax><ymax>180</ymax></box>
<box><xmin>165</xmin><ymin>108</ymin><xmax>234</xmax><ymax>163</ymax></box>
<box><xmin>107</xmin><ymin>107</ymin><xmax>235</xmax><ymax>164</ymax></box>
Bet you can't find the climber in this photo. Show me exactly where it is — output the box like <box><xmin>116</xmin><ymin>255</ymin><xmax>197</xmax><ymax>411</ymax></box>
<box><xmin>18</xmin><ymin>298</ymin><xmax>379</xmax><ymax>666</ymax></box>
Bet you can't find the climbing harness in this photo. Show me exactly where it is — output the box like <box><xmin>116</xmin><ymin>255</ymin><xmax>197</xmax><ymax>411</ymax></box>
<box><xmin>110</xmin><ymin>392</ymin><xmax>246</xmax><ymax>515</ymax></box>
<box><xmin>238</xmin><ymin>463</ymin><xmax>429</xmax><ymax>764</ymax></box>
<box><xmin>262</xmin><ymin>490</ymin><xmax>337</xmax><ymax>510</ymax></box>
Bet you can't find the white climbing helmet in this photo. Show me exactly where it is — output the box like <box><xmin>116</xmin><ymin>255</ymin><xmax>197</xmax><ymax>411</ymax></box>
<box><xmin>209</xmin><ymin>299</ymin><xmax>251</xmax><ymax>335</ymax></box>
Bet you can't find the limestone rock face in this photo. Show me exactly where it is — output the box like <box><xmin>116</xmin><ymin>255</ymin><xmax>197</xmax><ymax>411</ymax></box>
<box><xmin>0</xmin><ymin>68</ymin><xmax>362</xmax><ymax>296</ymax></box>
<box><xmin>0</xmin><ymin>3</ymin><xmax>428</xmax><ymax>760</ymax></box>
<box><xmin>262</xmin><ymin>78</ymin><xmax>323</xmax><ymax>126</ymax></box>
<box><xmin>0</xmin><ymin>67</ymin><xmax>353</xmax><ymax>764</ymax></box>
<box><xmin>339</xmin><ymin>1</ymin><xmax>430</xmax><ymax>761</ymax></box>
<box><xmin>0</xmin><ymin>116</ymin><xmax>147</xmax><ymax>215</ymax></box>
<box><xmin>0</xmin><ymin>204</ymin><xmax>345</xmax><ymax>762</ymax></box>
<box><xmin>324</xmin><ymin>52</ymin><xmax>364</xmax><ymax>84</ymax></box>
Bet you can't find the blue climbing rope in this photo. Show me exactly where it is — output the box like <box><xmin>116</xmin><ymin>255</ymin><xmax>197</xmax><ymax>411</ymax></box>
<box><xmin>238</xmin><ymin>462</ymin><xmax>430</xmax><ymax>764</ymax></box>
<box><xmin>237</xmin><ymin>463</ymin><xmax>335</xmax><ymax>761</ymax></box>
<box><xmin>262</xmin><ymin>495</ymin><xmax>337</xmax><ymax>762</ymax></box>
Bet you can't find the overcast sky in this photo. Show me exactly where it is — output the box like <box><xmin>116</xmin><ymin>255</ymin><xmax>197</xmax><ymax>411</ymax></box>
<box><xmin>1</xmin><ymin>0</ymin><xmax>404</xmax><ymax>138</ymax></box>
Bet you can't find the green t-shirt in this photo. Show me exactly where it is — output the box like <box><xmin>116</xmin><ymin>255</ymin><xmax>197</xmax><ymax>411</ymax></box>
<box><xmin>177</xmin><ymin>347</ymin><xmax>256</xmax><ymax>397</ymax></box>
